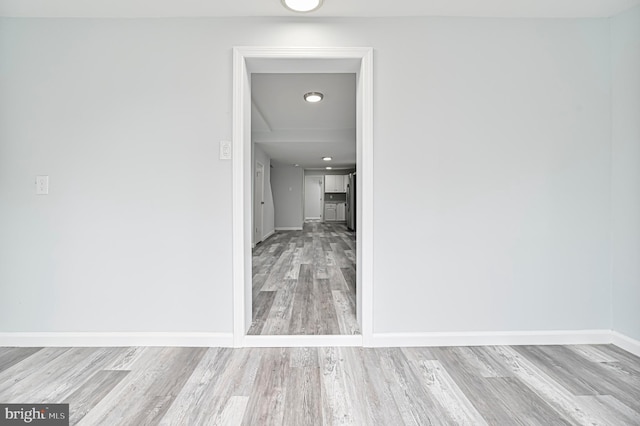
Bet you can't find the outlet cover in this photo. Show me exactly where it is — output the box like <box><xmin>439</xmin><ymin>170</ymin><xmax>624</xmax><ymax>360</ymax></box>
<box><xmin>36</xmin><ymin>175</ymin><xmax>49</xmax><ymax>195</ymax></box>
<box><xmin>220</xmin><ymin>141</ymin><xmax>232</xmax><ymax>160</ymax></box>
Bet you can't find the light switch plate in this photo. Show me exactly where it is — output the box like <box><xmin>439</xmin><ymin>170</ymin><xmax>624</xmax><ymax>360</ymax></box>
<box><xmin>36</xmin><ymin>175</ymin><xmax>49</xmax><ymax>195</ymax></box>
<box><xmin>220</xmin><ymin>141</ymin><xmax>232</xmax><ymax>160</ymax></box>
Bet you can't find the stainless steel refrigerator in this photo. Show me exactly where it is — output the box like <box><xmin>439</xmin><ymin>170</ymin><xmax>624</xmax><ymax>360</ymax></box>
<box><xmin>346</xmin><ymin>173</ymin><xmax>356</xmax><ymax>232</ymax></box>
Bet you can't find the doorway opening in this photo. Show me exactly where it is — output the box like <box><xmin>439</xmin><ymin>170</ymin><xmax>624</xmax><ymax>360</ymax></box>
<box><xmin>232</xmin><ymin>47</ymin><xmax>373</xmax><ymax>347</ymax></box>
<box><xmin>304</xmin><ymin>176</ymin><xmax>323</xmax><ymax>221</ymax></box>
<box><xmin>250</xmin><ymin>72</ymin><xmax>357</xmax><ymax>337</ymax></box>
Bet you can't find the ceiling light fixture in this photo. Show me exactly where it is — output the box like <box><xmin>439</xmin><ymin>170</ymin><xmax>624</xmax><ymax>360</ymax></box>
<box><xmin>281</xmin><ymin>0</ymin><xmax>324</xmax><ymax>13</ymax></box>
<box><xmin>325</xmin><ymin>166</ymin><xmax>332</xmax><ymax>170</ymax></box>
<box><xmin>304</xmin><ymin>91</ymin><xmax>324</xmax><ymax>103</ymax></box>
<box><xmin>322</xmin><ymin>156</ymin><xmax>332</xmax><ymax>161</ymax></box>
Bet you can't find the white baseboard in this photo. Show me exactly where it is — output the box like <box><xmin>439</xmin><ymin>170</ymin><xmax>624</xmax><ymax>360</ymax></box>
<box><xmin>370</xmin><ymin>330</ymin><xmax>612</xmax><ymax>348</ymax></box>
<box><xmin>1</xmin><ymin>330</ymin><xmax>636</xmax><ymax>355</ymax></box>
<box><xmin>261</xmin><ymin>229</ymin><xmax>275</xmax><ymax>241</ymax></box>
<box><xmin>0</xmin><ymin>332</ymin><xmax>234</xmax><ymax>347</ymax></box>
<box><xmin>244</xmin><ymin>334</ymin><xmax>362</xmax><ymax>347</ymax></box>
<box><xmin>305</xmin><ymin>217</ymin><xmax>321</xmax><ymax>221</ymax></box>
<box><xmin>611</xmin><ymin>331</ymin><xmax>640</xmax><ymax>358</ymax></box>
<box><xmin>275</xmin><ymin>227</ymin><xmax>303</xmax><ymax>231</ymax></box>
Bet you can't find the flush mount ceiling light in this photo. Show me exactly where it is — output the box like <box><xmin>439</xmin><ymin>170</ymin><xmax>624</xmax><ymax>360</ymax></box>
<box><xmin>322</xmin><ymin>156</ymin><xmax>332</xmax><ymax>161</ymax></box>
<box><xmin>304</xmin><ymin>91</ymin><xmax>324</xmax><ymax>103</ymax></box>
<box><xmin>281</xmin><ymin>0</ymin><xmax>324</xmax><ymax>13</ymax></box>
<box><xmin>325</xmin><ymin>166</ymin><xmax>332</xmax><ymax>170</ymax></box>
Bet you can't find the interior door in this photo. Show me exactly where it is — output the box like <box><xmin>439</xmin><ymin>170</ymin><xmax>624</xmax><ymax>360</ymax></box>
<box><xmin>304</xmin><ymin>176</ymin><xmax>323</xmax><ymax>220</ymax></box>
<box><xmin>254</xmin><ymin>162</ymin><xmax>264</xmax><ymax>244</ymax></box>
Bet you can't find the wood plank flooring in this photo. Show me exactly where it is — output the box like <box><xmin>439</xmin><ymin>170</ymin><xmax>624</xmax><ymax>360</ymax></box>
<box><xmin>249</xmin><ymin>221</ymin><xmax>359</xmax><ymax>335</ymax></box>
<box><xmin>0</xmin><ymin>344</ymin><xmax>638</xmax><ymax>425</ymax></box>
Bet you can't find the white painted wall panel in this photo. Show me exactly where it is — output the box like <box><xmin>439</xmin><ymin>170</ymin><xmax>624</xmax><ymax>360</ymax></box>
<box><xmin>372</xmin><ymin>18</ymin><xmax>612</xmax><ymax>333</ymax></box>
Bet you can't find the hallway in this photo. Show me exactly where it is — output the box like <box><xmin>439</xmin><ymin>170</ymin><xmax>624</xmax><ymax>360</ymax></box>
<box><xmin>249</xmin><ymin>221</ymin><xmax>359</xmax><ymax>335</ymax></box>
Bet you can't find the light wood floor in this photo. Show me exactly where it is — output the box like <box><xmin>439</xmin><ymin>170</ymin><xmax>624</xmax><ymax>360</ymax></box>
<box><xmin>0</xmin><ymin>344</ymin><xmax>639</xmax><ymax>425</ymax></box>
<box><xmin>249</xmin><ymin>221</ymin><xmax>358</xmax><ymax>336</ymax></box>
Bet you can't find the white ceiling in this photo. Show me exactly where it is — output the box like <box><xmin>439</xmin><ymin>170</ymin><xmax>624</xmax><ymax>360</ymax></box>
<box><xmin>252</xmin><ymin>73</ymin><xmax>356</xmax><ymax>170</ymax></box>
<box><xmin>1</xmin><ymin>0</ymin><xmax>638</xmax><ymax>18</ymax></box>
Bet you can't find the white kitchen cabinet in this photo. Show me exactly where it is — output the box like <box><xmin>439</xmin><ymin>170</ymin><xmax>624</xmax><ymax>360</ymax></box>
<box><xmin>325</xmin><ymin>175</ymin><xmax>346</xmax><ymax>193</ymax></box>
<box><xmin>324</xmin><ymin>175</ymin><xmax>336</xmax><ymax>192</ymax></box>
<box><xmin>324</xmin><ymin>203</ymin><xmax>337</xmax><ymax>221</ymax></box>
<box><xmin>337</xmin><ymin>203</ymin><xmax>346</xmax><ymax>221</ymax></box>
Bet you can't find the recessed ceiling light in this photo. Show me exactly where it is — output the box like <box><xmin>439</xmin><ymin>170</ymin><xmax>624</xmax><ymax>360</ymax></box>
<box><xmin>304</xmin><ymin>92</ymin><xmax>324</xmax><ymax>103</ymax></box>
<box><xmin>325</xmin><ymin>166</ymin><xmax>332</xmax><ymax>170</ymax></box>
<box><xmin>281</xmin><ymin>0</ymin><xmax>323</xmax><ymax>13</ymax></box>
<box><xmin>322</xmin><ymin>156</ymin><xmax>332</xmax><ymax>161</ymax></box>
<box><xmin>294</xmin><ymin>164</ymin><xmax>300</xmax><ymax>167</ymax></box>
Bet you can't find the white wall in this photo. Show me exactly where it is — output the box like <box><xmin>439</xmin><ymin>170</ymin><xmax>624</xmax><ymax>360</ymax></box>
<box><xmin>373</xmin><ymin>18</ymin><xmax>612</xmax><ymax>333</ymax></box>
<box><xmin>271</xmin><ymin>166</ymin><xmax>304</xmax><ymax>229</ymax></box>
<box><xmin>252</xmin><ymin>144</ymin><xmax>275</xmax><ymax>242</ymax></box>
<box><xmin>0</xmin><ymin>16</ymin><xmax>614</xmax><ymax>335</ymax></box>
<box><xmin>611</xmin><ymin>6</ymin><xmax>640</xmax><ymax>341</ymax></box>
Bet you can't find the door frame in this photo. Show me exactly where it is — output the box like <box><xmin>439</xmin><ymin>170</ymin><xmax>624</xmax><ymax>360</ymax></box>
<box><xmin>253</xmin><ymin>161</ymin><xmax>265</xmax><ymax>245</ymax></box>
<box><xmin>232</xmin><ymin>46</ymin><xmax>374</xmax><ymax>347</ymax></box>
